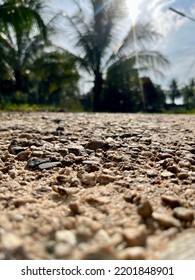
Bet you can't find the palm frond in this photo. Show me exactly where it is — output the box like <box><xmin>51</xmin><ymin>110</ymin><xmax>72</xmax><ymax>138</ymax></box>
<box><xmin>113</xmin><ymin>23</ymin><xmax>161</xmax><ymax>58</ymax></box>
<box><xmin>137</xmin><ymin>50</ymin><xmax>170</xmax><ymax>75</ymax></box>
<box><xmin>0</xmin><ymin>1</ymin><xmax>47</xmax><ymax>39</ymax></box>
<box><xmin>60</xmin><ymin>11</ymin><xmax>96</xmax><ymax>69</ymax></box>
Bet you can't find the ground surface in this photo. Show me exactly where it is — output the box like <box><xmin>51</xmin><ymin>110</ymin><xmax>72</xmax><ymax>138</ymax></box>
<box><xmin>0</xmin><ymin>112</ymin><xmax>195</xmax><ymax>260</ymax></box>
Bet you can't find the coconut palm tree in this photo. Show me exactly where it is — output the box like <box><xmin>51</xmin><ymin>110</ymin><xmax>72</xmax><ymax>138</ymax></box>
<box><xmin>52</xmin><ymin>0</ymin><xmax>169</xmax><ymax>111</ymax></box>
<box><xmin>0</xmin><ymin>0</ymin><xmax>80</xmax><ymax>108</ymax></box>
<box><xmin>0</xmin><ymin>0</ymin><xmax>46</xmax><ymax>37</ymax></box>
<box><xmin>0</xmin><ymin>0</ymin><xmax>48</xmax><ymax>95</ymax></box>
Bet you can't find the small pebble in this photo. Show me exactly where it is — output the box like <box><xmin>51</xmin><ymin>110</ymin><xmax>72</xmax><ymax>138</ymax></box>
<box><xmin>1</xmin><ymin>233</ymin><xmax>23</xmax><ymax>251</ymax></box>
<box><xmin>10</xmin><ymin>213</ymin><xmax>24</xmax><ymax>222</ymax></box>
<box><xmin>178</xmin><ymin>172</ymin><xmax>189</xmax><ymax>180</ymax></box>
<box><xmin>55</xmin><ymin>243</ymin><xmax>72</xmax><ymax>258</ymax></box>
<box><xmin>81</xmin><ymin>173</ymin><xmax>96</xmax><ymax>186</ymax></box>
<box><xmin>55</xmin><ymin>230</ymin><xmax>77</xmax><ymax>246</ymax></box>
<box><xmin>96</xmin><ymin>174</ymin><xmax>115</xmax><ymax>185</ymax></box>
<box><xmin>16</xmin><ymin>150</ymin><xmax>31</xmax><ymax>161</ymax></box>
<box><xmin>123</xmin><ymin>225</ymin><xmax>148</xmax><ymax>246</ymax></box>
<box><xmin>120</xmin><ymin>246</ymin><xmax>146</xmax><ymax>260</ymax></box>
<box><xmin>161</xmin><ymin>195</ymin><xmax>181</xmax><ymax>208</ymax></box>
<box><xmin>137</xmin><ymin>200</ymin><xmax>153</xmax><ymax>219</ymax></box>
<box><xmin>152</xmin><ymin>212</ymin><xmax>181</xmax><ymax>228</ymax></box>
<box><xmin>161</xmin><ymin>171</ymin><xmax>174</xmax><ymax>178</ymax></box>
<box><xmin>173</xmin><ymin>207</ymin><xmax>194</xmax><ymax>222</ymax></box>
<box><xmin>147</xmin><ymin>169</ymin><xmax>158</xmax><ymax>177</ymax></box>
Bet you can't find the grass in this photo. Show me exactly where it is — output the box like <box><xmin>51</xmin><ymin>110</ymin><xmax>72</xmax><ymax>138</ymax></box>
<box><xmin>0</xmin><ymin>103</ymin><xmax>83</xmax><ymax>112</ymax></box>
<box><xmin>0</xmin><ymin>102</ymin><xmax>195</xmax><ymax>114</ymax></box>
<box><xmin>164</xmin><ymin>108</ymin><xmax>195</xmax><ymax>114</ymax></box>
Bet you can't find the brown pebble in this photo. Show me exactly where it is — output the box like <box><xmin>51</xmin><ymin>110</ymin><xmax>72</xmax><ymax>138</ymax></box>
<box><xmin>137</xmin><ymin>200</ymin><xmax>153</xmax><ymax>219</ymax></box>
<box><xmin>96</xmin><ymin>174</ymin><xmax>115</xmax><ymax>185</ymax></box>
<box><xmin>161</xmin><ymin>195</ymin><xmax>181</xmax><ymax>208</ymax></box>
<box><xmin>13</xmin><ymin>198</ymin><xmax>36</xmax><ymax>208</ymax></box>
<box><xmin>173</xmin><ymin>207</ymin><xmax>194</xmax><ymax>222</ymax></box>
<box><xmin>178</xmin><ymin>161</ymin><xmax>191</xmax><ymax>168</ymax></box>
<box><xmin>16</xmin><ymin>150</ymin><xmax>31</xmax><ymax>161</ymax></box>
<box><xmin>119</xmin><ymin>246</ymin><xmax>146</xmax><ymax>260</ymax></box>
<box><xmin>152</xmin><ymin>212</ymin><xmax>181</xmax><ymax>228</ymax></box>
<box><xmin>178</xmin><ymin>172</ymin><xmax>189</xmax><ymax>180</ymax></box>
<box><xmin>52</xmin><ymin>186</ymin><xmax>69</xmax><ymax>196</ymax></box>
<box><xmin>123</xmin><ymin>225</ymin><xmax>148</xmax><ymax>246</ymax></box>
<box><xmin>85</xmin><ymin>140</ymin><xmax>109</xmax><ymax>151</ymax></box>
<box><xmin>81</xmin><ymin>173</ymin><xmax>96</xmax><ymax>186</ymax></box>
<box><xmin>167</xmin><ymin>165</ymin><xmax>179</xmax><ymax>174</ymax></box>
<box><xmin>69</xmin><ymin>201</ymin><xmax>82</xmax><ymax>215</ymax></box>
<box><xmin>82</xmin><ymin>246</ymin><xmax>117</xmax><ymax>260</ymax></box>
<box><xmin>56</xmin><ymin>175</ymin><xmax>67</xmax><ymax>183</ymax></box>
<box><xmin>124</xmin><ymin>192</ymin><xmax>141</xmax><ymax>205</ymax></box>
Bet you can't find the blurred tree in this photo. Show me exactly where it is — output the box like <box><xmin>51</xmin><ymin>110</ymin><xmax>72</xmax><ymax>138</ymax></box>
<box><xmin>141</xmin><ymin>77</ymin><xmax>166</xmax><ymax>112</ymax></box>
<box><xmin>168</xmin><ymin>79</ymin><xmax>181</xmax><ymax>105</ymax></box>
<box><xmin>30</xmin><ymin>51</ymin><xmax>80</xmax><ymax>108</ymax></box>
<box><xmin>0</xmin><ymin>0</ymin><xmax>46</xmax><ymax>36</ymax></box>
<box><xmin>0</xmin><ymin>0</ymin><xmax>47</xmax><ymax>96</ymax></box>
<box><xmin>181</xmin><ymin>78</ymin><xmax>195</xmax><ymax>110</ymax></box>
<box><xmin>0</xmin><ymin>0</ymin><xmax>80</xmax><ymax>109</ymax></box>
<box><xmin>53</xmin><ymin>0</ymin><xmax>169</xmax><ymax>111</ymax></box>
<box><xmin>102</xmin><ymin>58</ymin><xmax>142</xmax><ymax>112</ymax></box>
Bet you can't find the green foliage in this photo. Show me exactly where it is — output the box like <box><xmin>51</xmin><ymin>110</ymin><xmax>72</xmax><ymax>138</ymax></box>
<box><xmin>181</xmin><ymin>78</ymin><xmax>195</xmax><ymax>110</ymax></box>
<box><xmin>141</xmin><ymin>77</ymin><xmax>166</xmax><ymax>112</ymax></box>
<box><xmin>0</xmin><ymin>0</ymin><xmax>82</xmax><ymax>110</ymax></box>
<box><xmin>28</xmin><ymin>51</ymin><xmax>80</xmax><ymax>105</ymax></box>
<box><xmin>167</xmin><ymin>79</ymin><xmax>181</xmax><ymax>105</ymax></box>
<box><xmin>102</xmin><ymin>58</ymin><xmax>142</xmax><ymax>112</ymax></box>
<box><xmin>0</xmin><ymin>0</ymin><xmax>47</xmax><ymax>94</ymax></box>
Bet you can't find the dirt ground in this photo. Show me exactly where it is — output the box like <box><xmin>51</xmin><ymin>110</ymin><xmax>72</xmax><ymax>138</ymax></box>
<box><xmin>0</xmin><ymin>112</ymin><xmax>194</xmax><ymax>260</ymax></box>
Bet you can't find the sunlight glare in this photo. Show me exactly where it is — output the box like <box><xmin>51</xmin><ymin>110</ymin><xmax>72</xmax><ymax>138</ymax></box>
<box><xmin>126</xmin><ymin>0</ymin><xmax>142</xmax><ymax>23</ymax></box>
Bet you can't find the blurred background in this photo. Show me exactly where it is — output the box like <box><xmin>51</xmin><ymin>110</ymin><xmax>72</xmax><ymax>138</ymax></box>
<box><xmin>0</xmin><ymin>0</ymin><xmax>195</xmax><ymax>113</ymax></box>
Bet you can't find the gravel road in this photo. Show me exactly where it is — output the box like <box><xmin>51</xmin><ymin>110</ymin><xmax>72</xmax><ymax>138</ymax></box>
<box><xmin>0</xmin><ymin>112</ymin><xmax>194</xmax><ymax>260</ymax></box>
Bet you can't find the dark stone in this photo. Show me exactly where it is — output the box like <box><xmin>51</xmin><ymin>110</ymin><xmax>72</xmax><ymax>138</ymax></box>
<box><xmin>66</xmin><ymin>144</ymin><xmax>85</xmax><ymax>156</ymax></box>
<box><xmin>120</xmin><ymin>133</ymin><xmax>133</xmax><ymax>139</ymax></box>
<box><xmin>52</xmin><ymin>118</ymin><xmax>63</xmax><ymax>124</ymax></box>
<box><xmin>190</xmin><ymin>148</ymin><xmax>195</xmax><ymax>154</ymax></box>
<box><xmin>8</xmin><ymin>138</ymin><xmax>42</xmax><ymax>155</ymax></box>
<box><xmin>82</xmin><ymin>160</ymin><xmax>101</xmax><ymax>172</ymax></box>
<box><xmin>161</xmin><ymin>195</ymin><xmax>181</xmax><ymax>208</ymax></box>
<box><xmin>8</xmin><ymin>146</ymin><xmax>27</xmax><ymax>155</ymax></box>
<box><xmin>53</xmin><ymin>130</ymin><xmax>64</xmax><ymax>136</ymax></box>
<box><xmin>26</xmin><ymin>157</ymin><xmax>50</xmax><ymax>170</ymax></box>
<box><xmin>56</xmin><ymin>126</ymin><xmax>64</xmax><ymax>131</ymax></box>
<box><xmin>38</xmin><ymin>161</ymin><xmax>62</xmax><ymax>170</ymax></box>
<box><xmin>85</xmin><ymin>140</ymin><xmax>110</xmax><ymax>151</ymax></box>
<box><xmin>158</xmin><ymin>153</ymin><xmax>173</xmax><ymax>159</ymax></box>
<box><xmin>124</xmin><ymin>192</ymin><xmax>141</xmax><ymax>205</ymax></box>
<box><xmin>61</xmin><ymin>158</ymin><xmax>75</xmax><ymax>167</ymax></box>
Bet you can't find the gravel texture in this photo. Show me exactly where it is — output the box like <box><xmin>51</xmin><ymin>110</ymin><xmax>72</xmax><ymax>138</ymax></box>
<box><xmin>0</xmin><ymin>112</ymin><xmax>194</xmax><ymax>260</ymax></box>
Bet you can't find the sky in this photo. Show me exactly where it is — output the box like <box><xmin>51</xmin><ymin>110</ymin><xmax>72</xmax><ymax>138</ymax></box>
<box><xmin>134</xmin><ymin>0</ymin><xmax>195</xmax><ymax>89</ymax></box>
<box><xmin>47</xmin><ymin>0</ymin><xmax>195</xmax><ymax>91</ymax></box>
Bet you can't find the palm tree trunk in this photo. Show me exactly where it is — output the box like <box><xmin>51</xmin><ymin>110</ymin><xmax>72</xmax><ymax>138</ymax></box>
<box><xmin>93</xmin><ymin>70</ymin><xmax>103</xmax><ymax>112</ymax></box>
